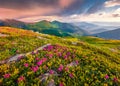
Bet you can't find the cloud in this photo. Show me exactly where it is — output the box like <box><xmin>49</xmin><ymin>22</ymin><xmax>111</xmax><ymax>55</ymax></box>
<box><xmin>0</xmin><ymin>0</ymin><xmax>75</xmax><ymax>10</ymax></box>
<box><xmin>105</xmin><ymin>0</ymin><xmax>120</xmax><ymax>7</ymax></box>
<box><xmin>0</xmin><ymin>7</ymin><xmax>57</xmax><ymax>19</ymax></box>
<box><xmin>0</xmin><ymin>0</ymin><xmax>120</xmax><ymax>22</ymax></box>
<box><xmin>59</xmin><ymin>0</ymin><xmax>106</xmax><ymax>16</ymax></box>
<box><xmin>0</xmin><ymin>0</ymin><xmax>58</xmax><ymax>9</ymax></box>
<box><xmin>112</xmin><ymin>8</ymin><xmax>120</xmax><ymax>17</ymax></box>
<box><xmin>112</xmin><ymin>14</ymin><xmax>120</xmax><ymax>17</ymax></box>
<box><xmin>0</xmin><ymin>0</ymin><xmax>76</xmax><ymax>19</ymax></box>
<box><xmin>59</xmin><ymin>0</ymin><xmax>75</xmax><ymax>8</ymax></box>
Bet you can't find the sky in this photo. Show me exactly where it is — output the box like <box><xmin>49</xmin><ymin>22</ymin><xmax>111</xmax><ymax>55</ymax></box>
<box><xmin>0</xmin><ymin>0</ymin><xmax>120</xmax><ymax>22</ymax></box>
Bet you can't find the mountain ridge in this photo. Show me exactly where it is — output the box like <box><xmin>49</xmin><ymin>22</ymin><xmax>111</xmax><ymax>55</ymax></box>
<box><xmin>0</xmin><ymin>19</ymin><xmax>88</xmax><ymax>37</ymax></box>
<box><xmin>93</xmin><ymin>28</ymin><xmax>120</xmax><ymax>40</ymax></box>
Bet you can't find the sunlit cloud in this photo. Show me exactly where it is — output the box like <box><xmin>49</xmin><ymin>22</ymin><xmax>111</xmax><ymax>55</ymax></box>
<box><xmin>105</xmin><ymin>0</ymin><xmax>120</xmax><ymax>7</ymax></box>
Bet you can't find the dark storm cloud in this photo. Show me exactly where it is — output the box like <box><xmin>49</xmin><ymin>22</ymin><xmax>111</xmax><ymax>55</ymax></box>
<box><xmin>0</xmin><ymin>0</ymin><xmax>58</xmax><ymax>9</ymax></box>
<box><xmin>61</xmin><ymin>0</ymin><xmax>107</xmax><ymax>16</ymax></box>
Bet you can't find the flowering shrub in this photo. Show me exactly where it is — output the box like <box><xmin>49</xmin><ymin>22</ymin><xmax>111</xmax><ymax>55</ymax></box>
<box><xmin>0</xmin><ymin>44</ymin><xmax>120</xmax><ymax>86</ymax></box>
<box><xmin>0</xmin><ymin>27</ymin><xmax>120</xmax><ymax>86</ymax></box>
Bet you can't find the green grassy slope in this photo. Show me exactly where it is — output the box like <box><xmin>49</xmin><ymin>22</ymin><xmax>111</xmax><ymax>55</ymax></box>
<box><xmin>0</xmin><ymin>19</ymin><xmax>88</xmax><ymax>37</ymax></box>
<box><xmin>0</xmin><ymin>27</ymin><xmax>120</xmax><ymax>86</ymax></box>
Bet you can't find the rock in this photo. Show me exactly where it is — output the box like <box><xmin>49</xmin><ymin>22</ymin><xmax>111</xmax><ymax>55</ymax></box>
<box><xmin>47</xmin><ymin>79</ymin><xmax>55</xmax><ymax>86</ymax></box>
<box><xmin>37</xmin><ymin>36</ymin><xmax>48</xmax><ymax>40</ymax></box>
<box><xmin>39</xmin><ymin>70</ymin><xmax>60</xmax><ymax>86</ymax></box>
<box><xmin>110</xmin><ymin>48</ymin><xmax>117</xmax><ymax>52</ymax></box>
<box><xmin>67</xmin><ymin>61</ymin><xmax>78</xmax><ymax>67</ymax></box>
<box><xmin>0</xmin><ymin>44</ymin><xmax>51</xmax><ymax>64</ymax></box>
<box><xmin>72</xmin><ymin>42</ymin><xmax>77</xmax><ymax>45</ymax></box>
<box><xmin>0</xmin><ymin>60</ymin><xmax>7</xmax><ymax>65</ymax></box>
<box><xmin>39</xmin><ymin>70</ymin><xmax>59</xmax><ymax>82</ymax></box>
<box><xmin>7</xmin><ymin>54</ymin><xmax>25</xmax><ymax>63</ymax></box>
<box><xmin>0</xmin><ymin>33</ymin><xmax>8</xmax><ymax>37</ymax></box>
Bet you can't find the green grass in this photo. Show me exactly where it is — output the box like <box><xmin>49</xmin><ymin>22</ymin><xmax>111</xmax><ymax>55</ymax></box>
<box><xmin>0</xmin><ymin>27</ymin><xmax>120</xmax><ymax>86</ymax></box>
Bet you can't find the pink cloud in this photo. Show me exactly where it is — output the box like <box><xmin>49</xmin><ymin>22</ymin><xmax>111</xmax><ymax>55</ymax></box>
<box><xmin>105</xmin><ymin>0</ymin><xmax>120</xmax><ymax>7</ymax></box>
<box><xmin>0</xmin><ymin>7</ymin><xmax>58</xmax><ymax>19</ymax></box>
<box><xmin>59</xmin><ymin>0</ymin><xmax>75</xmax><ymax>8</ymax></box>
<box><xmin>0</xmin><ymin>0</ymin><xmax>76</xmax><ymax>21</ymax></box>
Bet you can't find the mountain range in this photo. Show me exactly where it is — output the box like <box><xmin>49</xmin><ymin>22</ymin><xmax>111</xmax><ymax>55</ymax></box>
<box><xmin>73</xmin><ymin>22</ymin><xmax>119</xmax><ymax>34</ymax></box>
<box><xmin>0</xmin><ymin>19</ymin><xmax>88</xmax><ymax>37</ymax></box>
<box><xmin>93</xmin><ymin>28</ymin><xmax>120</xmax><ymax>40</ymax></box>
<box><xmin>0</xmin><ymin>19</ymin><xmax>120</xmax><ymax>40</ymax></box>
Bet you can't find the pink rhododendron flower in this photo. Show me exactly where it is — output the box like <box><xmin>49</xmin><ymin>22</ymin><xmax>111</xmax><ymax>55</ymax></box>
<box><xmin>57</xmin><ymin>52</ymin><xmax>62</xmax><ymax>57</ymax></box>
<box><xmin>31</xmin><ymin>51</ymin><xmax>35</xmax><ymax>55</ymax></box>
<box><xmin>24</xmin><ymin>63</ymin><xmax>29</xmax><ymax>67</ymax></box>
<box><xmin>37</xmin><ymin>60</ymin><xmax>43</xmax><ymax>66</ymax></box>
<box><xmin>3</xmin><ymin>74</ymin><xmax>10</xmax><ymax>78</ymax></box>
<box><xmin>64</xmin><ymin>55</ymin><xmax>67</xmax><ymax>59</ymax></box>
<box><xmin>36</xmin><ymin>57</ymin><xmax>39</xmax><ymax>60</ymax></box>
<box><xmin>65</xmin><ymin>67</ymin><xmax>69</xmax><ymax>72</ymax></box>
<box><xmin>46</xmin><ymin>45</ymin><xmax>53</xmax><ymax>51</ymax></box>
<box><xmin>75</xmin><ymin>60</ymin><xmax>79</xmax><ymax>65</ymax></box>
<box><xmin>43</xmin><ymin>48</ymin><xmax>46</xmax><ymax>51</ymax></box>
<box><xmin>67</xmin><ymin>52</ymin><xmax>71</xmax><ymax>56</ymax></box>
<box><xmin>49</xmin><ymin>54</ymin><xmax>53</xmax><ymax>58</ymax></box>
<box><xmin>105</xmin><ymin>74</ymin><xmax>109</xmax><ymax>79</ymax></box>
<box><xmin>59</xmin><ymin>82</ymin><xmax>64</xmax><ymax>86</ymax></box>
<box><xmin>31</xmin><ymin>66</ymin><xmax>39</xmax><ymax>72</ymax></box>
<box><xmin>113</xmin><ymin>77</ymin><xmax>118</xmax><ymax>82</ymax></box>
<box><xmin>49</xmin><ymin>70</ymin><xmax>54</xmax><ymax>74</ymax></box>
<box><xmin>18</xmin><ymin>76</ymin><xmax>25</xmax><ymax>82</ymax></box>
<box><xmin>58</xmin><ymin>64</ymin><xmax>64</xmax><ymax>72</ymax></box>
<box><xmin>42</xmin><ymin>58</ymin><xmax>47</xmax><ymax>62</ymax></box>
<box><xmin>37</xmin><ymin>58</ymin><xmax>47</xmax><ymax>66</ymax></box>
<box><xmin>72</xmin><ymin>55</ymin><xmax>75</xmax><ymax>58</ymax></box>
<box><xmin>69</xmin><ymin>73</ymin><xmax>74</xmax><ymax>78</ymax></box>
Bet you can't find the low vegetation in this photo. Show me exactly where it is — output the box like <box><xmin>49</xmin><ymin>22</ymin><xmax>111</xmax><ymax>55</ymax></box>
<box><xmin>0</xmin><ymin>27</ymin><xmax>120</xmax><ymax>86</ymax></box>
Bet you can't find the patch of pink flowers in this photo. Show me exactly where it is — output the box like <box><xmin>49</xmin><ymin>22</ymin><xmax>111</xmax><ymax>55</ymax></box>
<box><xmin>37</xmin><ymin>58</ymin><xmax>47</xmax><ymax>66</ymax></box>
<box><xmin>64</xmin><ymin>55</ymin><xmax>68</xmax><ymax>59</ymax></box>
<box><xmin>36</xmin><ymin>57</ymin><xmax>39</xmax><ymax>60</ymax></box>
<box><xmin>49</xmin><ymin>70</ymin><xmax>54</xmax><ymax>74</ymax></box>
<box><xmin>3</xmin><ymin>74</ymin><xmax>10</xmax><ymax>78</ymax></box>
<box><xmin>24</xmin><ymin>63</ymin><xmax>29</xmax><ymax>67</ymax></box>
<box><xmin>18</xmin><ymin>76</ymin><xmax>25</xmax><ymax>82</ymax></box>
<box><xmin>105</xmin><ymin>74</ymin><xmax>109</xmax><ymax>79</ymax></box>
<box><xmin>31</xmin><ymin>66</ymin><xmax>39</xmax><ymax>72</ymax></box>
<box><xmin>59</xmin><ymin>82</ymin><xmax>64</xmax><ymax>86</ymax></box>
<box><xmin>113</xmin><ymin>77</ymin><xmax>118</xmax><ymax>82</ymax></box>
<box><xmin>49</xmin><ymin>54</ymin><xmax>53</xmax><ymax>58</ymax></box>
<box><xmin>69</xmin><ymin>73</ymin><xmax>74</xmax><ymax>78</ymax></box>
<box><xmin>75</xmin><ymin>60</ymin><xmax>79</xmax><ymax>65</ymax></box>
<box><xmin>37</xmin><ymin>60</ymin><xmax>42</xmax><ymax>66</ymax></box>
<box><xmin>44</xmin><ymin>45</ymin><xmax>54</xmax><ymax>51</ymax></box>
<box><xmin>65</xmin><ymin>67</ymin><xmax>69</xmax><ymax>72</ymax></box>
<box><xmin>57</xmin><ymin>52</ymin><xmax>62</xmax><ymax>57</ymax></box>
<box><xmin>58</xmin><ymin>64</ymin><xmax>64</xmax><ymax>72</ymax></box>
<box><xmin>67</xmin><ymin>52</ymin><xmax>71</xmax><ymax>56</ymax></box>
<box><xmin>46</xmin><ymin>54</ymin><xmax>53</xmax><ymax>58</ymax></box>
